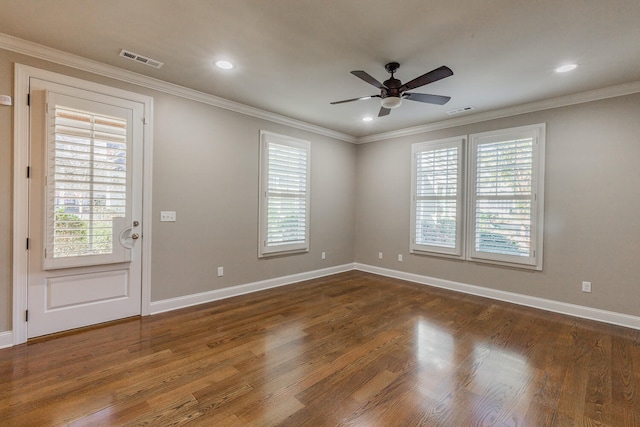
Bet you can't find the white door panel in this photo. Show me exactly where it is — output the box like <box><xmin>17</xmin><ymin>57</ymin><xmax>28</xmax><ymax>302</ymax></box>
<box><xmin>28</xmin><ymin>79</ymin><xmax>144</xmax><ymax>338</ymax></box>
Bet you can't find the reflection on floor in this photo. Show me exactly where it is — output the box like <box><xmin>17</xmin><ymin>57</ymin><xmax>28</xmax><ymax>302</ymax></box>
<box><xmin>1</xmin><ymin>271</ymin><xmax>638</xmax><ymax>426</ymax></box>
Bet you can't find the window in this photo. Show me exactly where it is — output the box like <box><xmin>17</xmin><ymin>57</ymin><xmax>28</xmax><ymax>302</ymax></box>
<box><xmin>411</xmin><ymin>136</ymin><xmax>465</xmax><ymax>257</ymax></box>
<box><xmin>467</xmin><ymin>124</ymin><xmax>545</xmax><ymax>269</ymax></box>
<box><xmin>44</xmin><ymin>91</ymin><xmax>135</xmax><ymax>270</ymax></box>
<box><xmin>258</xmin><ymin>131</ymin><xmax>310</xmax><ymax>257</ymax></box>
<box><xmin>410</xmin><ymin>124</ymin><xmax>545</xmax><ymax>270</ymax></box>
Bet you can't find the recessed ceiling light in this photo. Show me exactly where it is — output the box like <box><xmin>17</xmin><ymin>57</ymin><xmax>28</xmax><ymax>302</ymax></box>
<box><xmin>362</xmin><ymin>117</ymin><xmax>373</xmax><ymax>122</ymax></box>
<box><xmin>215</xmin><ymin>60</ymin><xmax>234</xmax><ymax>70</ymax></box>
<box><xmin>555</xmin><ymin>64</ymin><xmax>578</xmax><ymax>73</ymax></box>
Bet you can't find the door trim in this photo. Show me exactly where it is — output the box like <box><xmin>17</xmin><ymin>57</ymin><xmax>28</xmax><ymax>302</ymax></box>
<box><xmin>12</xmin><ymin>64</ymin><xmax>154</xmax><ymax>345</ymax></box>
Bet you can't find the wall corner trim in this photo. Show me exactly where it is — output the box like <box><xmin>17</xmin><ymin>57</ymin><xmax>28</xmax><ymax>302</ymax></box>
<box><xmin>150</xmin><ymin>263</ymin><xmax>356</xmax><ymax>315</ymax></box>
<box><xmin>0</xmin><ymin>331</ymin><xmax>14</xmax><ymax>349</ymax></box>
<box><xmin>354</xmin><ymin>263</ymin><xmax>640</xmax><ymax>331</ymax></box>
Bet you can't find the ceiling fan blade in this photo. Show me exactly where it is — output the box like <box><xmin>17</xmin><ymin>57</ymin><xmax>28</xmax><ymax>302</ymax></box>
<box><xmin>404</xmin><ymin>93</ymin><xmax>451</xmax><ymax>105</ymax></box>
<box><xmin>400</xmin><ymin>66</ymin><xmax>453</xmax><ymax>92</ymax></box>
<box><xmin>330</xmin><ymin>95</ymin><xmax>379</xmax><ymax>105</ymax></box>
<box><xmin>378</xmin><ymin>106</ymin><xmax>391</xmax><ymax>117</ymax></box>
<box><xmin>351</xmin><ymin>70</ymin><xmax>386</xmax><ymax>89</ymax></box>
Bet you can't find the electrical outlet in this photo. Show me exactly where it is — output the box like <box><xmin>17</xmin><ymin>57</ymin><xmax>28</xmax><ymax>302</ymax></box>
<box><xmin>321</xmin><ymin>252</ymin><xmax>326</xmax><ymax>260</ymax></box>
<box><xmin>160</xmin><ymin>211</ymin><xmax>176</xmax><ymax>222</ymax></box>
<box><xmin>398</xmin><ymin>254</ymin><xmax>403</xmax><ymax>262</ymax></box>
<box><xmin>378</xmin><ymin>252</ymin><xmax>383</xmax><ymax>259</ymax></box>
<box><xmin>581</xmin><ymin>281</ymin><xmax>591</xmax><ymax>293</ymax></box>
<box><xmin>217</xmin><ymin>267</ymin><xmax>224</xmax><ymax>277</ymax></box>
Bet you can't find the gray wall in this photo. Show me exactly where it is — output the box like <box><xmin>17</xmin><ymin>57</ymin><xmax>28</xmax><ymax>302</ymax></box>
<box><xmin>0</xmin><ymin>49</ymin><xmax>356</xmax><ymax>332</ymax></box>
<box><xmin>2</xmin><ymin>46</ymin><xmax>639</xmax><ymax>334</ymax></box>
<box><xmin>355</xmin><ymin>93</ymin><xmax>640</xmax><ymax>317</ymax></box>
<box><xmin>150</xmin><ymin>93</ymin><xmax>356</xmax><ymax>301</ymax></box>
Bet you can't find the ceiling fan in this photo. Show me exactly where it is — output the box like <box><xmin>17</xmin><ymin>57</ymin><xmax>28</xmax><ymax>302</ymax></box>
<box><xmin>330</xmin><ymin>62</ymin><xmax>453</xmax><ymax>117</ymax></box>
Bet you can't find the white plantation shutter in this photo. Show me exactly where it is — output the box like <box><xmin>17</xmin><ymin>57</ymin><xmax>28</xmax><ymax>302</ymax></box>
<box><xmin>410</xmin><ymin>125</ymin><xmax>544</xmax><ymax>269</ymax></box>
<box><xmin>259</xmin><ymin>131</ymin><xmax>310</xmax><ymax>256</ymax></box>
<box><xmin>468</xmin><ymin>124</ymin><xmax>545</xmax><ymax>268</ymax></box>
<box><xmin>411</xmin><ymin>137</ymin><xmax>464</xmax><ymax>256</ymax></box>
<box><xmin>44</xmin><ymin>92</ymin><xmax>134</xmax><ymax>269</ymax></box>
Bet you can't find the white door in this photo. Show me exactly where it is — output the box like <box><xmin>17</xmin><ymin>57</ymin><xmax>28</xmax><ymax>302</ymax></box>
<box><xmin>27</xmin><ymin>78</ymin><xmax>144</xmax><ymax>338</ymax></box>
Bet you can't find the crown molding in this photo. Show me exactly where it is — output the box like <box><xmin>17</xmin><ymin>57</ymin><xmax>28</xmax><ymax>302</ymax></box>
<box><xmin>3</xmin><ymin>32</ymin><xmax>639</xmax><ymax>146</ymax></box>
<box><xmin>0</xmin><ymin>32</ymin><xmax>356</xmax><ymax>143</ymax></box>
<box><xmin>357</xmin><ymin>80</ymin><xmax>640</xmax><ymax>144</ymax></box>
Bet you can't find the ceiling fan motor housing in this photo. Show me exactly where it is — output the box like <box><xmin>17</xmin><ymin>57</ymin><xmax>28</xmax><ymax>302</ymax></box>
<box><xmin>382</xmin><ymin>78</ymin><xmax>402</xmax><ymax>94</ymax></box>
<box><xmin>381</xmin><ymin>74</ymin><xmax>403</xmax><ymax>108</ymax></box>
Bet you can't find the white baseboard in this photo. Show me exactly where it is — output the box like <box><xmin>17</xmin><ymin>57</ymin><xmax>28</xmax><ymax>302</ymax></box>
<box><xmin>0</xmin><ymin>331</ymin><xmax>14</xmax><ymax>349</ymax></box>
<box><xmin>355</xmin><ymin>263</ymin><xmax>640</xmax><ymax>330</ymax></box>
<box><xmin>152</xmin><ymin>262</ymin><xmax>640</xmax><ymax>330</ymax></box>
<box><xmin>3</xmin><ymin>262</ymin><xmax>634</xmax><ymax>350</ymax></box>
<box><xmin>150</xmin><ymin>263</ymin><xmax>356</xmax><ymax>315</ymax></box>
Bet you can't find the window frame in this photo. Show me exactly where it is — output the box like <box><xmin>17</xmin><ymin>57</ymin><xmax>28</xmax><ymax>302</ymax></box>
<box><xmin>466</xmin><ymin>124</ymin><xmax>545</xmax><ymax>270</ymax></box>
<box><xmin>258</xmin><ymin>130</ymin><xmax>311</xmax><ymax>258</ymax></box>
<box><xmin>410</xmin><ymin>136</ymin><xmax>466</xmax><ymax>258</ymax></box>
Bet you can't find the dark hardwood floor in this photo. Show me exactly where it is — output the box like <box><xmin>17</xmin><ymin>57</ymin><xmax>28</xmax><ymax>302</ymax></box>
<box><xmin>1</xmin><ymin>271</ymin><xmax>639</xmax><ymax>426</ymax></box>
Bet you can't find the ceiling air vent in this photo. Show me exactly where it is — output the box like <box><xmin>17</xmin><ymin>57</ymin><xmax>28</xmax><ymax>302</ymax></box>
<box><xmin>447</xmin><ymin>106</ymin><xmax>475</xmax><ymax>115</ymax></box>
<box><xmin>119</xmin><ymin>49</ymin><xmax>164</xmax><ymax>69</ymax></box>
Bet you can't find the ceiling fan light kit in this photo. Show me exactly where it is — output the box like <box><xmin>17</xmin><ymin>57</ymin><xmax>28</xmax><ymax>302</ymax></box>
<box><xmin>331</xmin><ymin>62</ymin><xmax>453</xmax><ymax>117</ymax></box>
<box><xmin>381</xmin><ymin>96</ymin><xmax>403</xmax><ymax>109</ymax></box>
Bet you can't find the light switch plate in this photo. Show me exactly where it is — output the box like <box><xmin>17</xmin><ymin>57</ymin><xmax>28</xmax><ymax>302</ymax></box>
<box><xmin>160</xmin><ymin>211</ymin><xmax>176</xmax><ymax>222</ymax></box>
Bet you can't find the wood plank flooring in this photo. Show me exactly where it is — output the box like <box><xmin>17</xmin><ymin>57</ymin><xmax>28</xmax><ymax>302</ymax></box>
<box><xmin>1</xmin><ymin>271</ymin><xmax>639</xmax><ymax>426</ymax></box>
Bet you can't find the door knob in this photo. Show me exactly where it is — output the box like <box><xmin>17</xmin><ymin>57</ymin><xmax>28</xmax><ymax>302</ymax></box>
<box><xmin>131</xmin><ymin>233</ymin><xmax>140</xmax><ymax>240</ymax></box>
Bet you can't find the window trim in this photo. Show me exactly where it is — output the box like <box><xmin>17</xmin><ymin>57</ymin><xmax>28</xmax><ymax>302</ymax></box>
<box><xmin>258</xmin><ymin>130</ymin><xmax>311</xmax><ymax>258</ymax></box>
<box><xmin>410</xmin><ymin>136</ymin><xmax>466</xmax><ymax>258</ymax></box>
<box><xmin>466</xmin><ymin>124</ymin><xmax>545</xmax><ymax>270</ymax></box>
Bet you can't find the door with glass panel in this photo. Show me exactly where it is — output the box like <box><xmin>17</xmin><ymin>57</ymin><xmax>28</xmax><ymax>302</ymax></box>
<box><xmin>27</xmin><ymin>79</ymin><xmax>144</xmax><ymax>338</ymax></box>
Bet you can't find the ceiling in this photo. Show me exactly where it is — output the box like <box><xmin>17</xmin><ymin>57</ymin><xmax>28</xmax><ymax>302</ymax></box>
<box><xmin>1</xmin><ymin>0</ymin><xmax>639</xmax><ymax>138</ymax></box>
